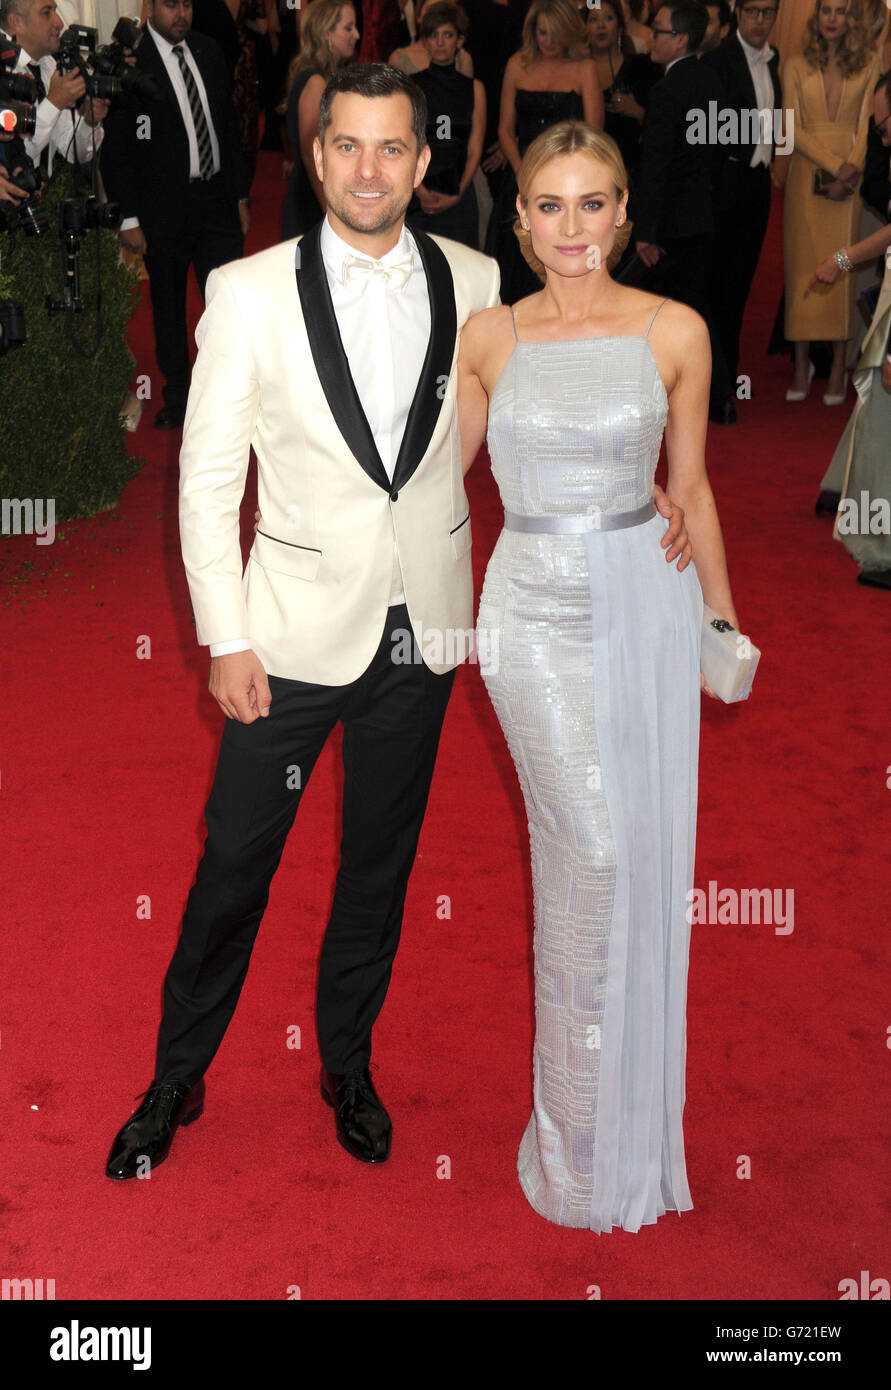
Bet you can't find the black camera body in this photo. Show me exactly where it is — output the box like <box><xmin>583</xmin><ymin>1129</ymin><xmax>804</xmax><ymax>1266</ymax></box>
<box><xmin>55</xmin><ymin>21</ymin><xmax>159</xmax><ymax>104</ymax></box>
<box><xmin>3</xmin><ymin>145</ymin><xmax>48</xmax><ymax>236</ymax></box>
<box><xmin>59</xmin><ymin>193</ymin><xmax>121</xmax><ymax>233</ymax></box>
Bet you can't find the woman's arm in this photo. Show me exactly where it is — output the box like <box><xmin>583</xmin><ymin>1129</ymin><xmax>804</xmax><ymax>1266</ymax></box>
<box><xmin>498</xmin><ymin>55</ymin><xmax>522</xmax><ymax>173</ymax></box>
<box><xmin>659</xmin><ymin>305</ymin><xmax>738</xmax><ymax>627</ymax></box>
<box><xmin>808</xmin><ymin>219</ymin><xmax>891</xmax><ymax>288</ymax></box>
<box><xmin>458</xmin><ymin>82</ymin><xmax>487</xmax><ymax>197</ymax></box>
<box><xmin>457</xmin><ymin>312</ymin><xmax>494</xmax><ymax>475</ymax></box>
<box><xmin>579</xmin><ymin>58</ymin><xmax>605</xmax><ymax>129</ymax></box>
<box><xmin>298</xmin><ymin>74</ymin><xmax>327</xmax><ymax>212</ymax></box>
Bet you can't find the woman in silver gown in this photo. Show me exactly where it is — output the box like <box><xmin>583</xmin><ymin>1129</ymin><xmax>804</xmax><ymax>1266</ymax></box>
<box><xmin>458</xmin><ymin>122</ymin><xmax>740</xmax><ymax>1233</ymax></box>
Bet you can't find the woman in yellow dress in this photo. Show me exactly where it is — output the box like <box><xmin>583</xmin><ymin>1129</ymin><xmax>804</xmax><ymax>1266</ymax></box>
<box><xmin>782</xmin><ymin>0</ymin><xmax>879</xmax><ymax>403</ymax></box>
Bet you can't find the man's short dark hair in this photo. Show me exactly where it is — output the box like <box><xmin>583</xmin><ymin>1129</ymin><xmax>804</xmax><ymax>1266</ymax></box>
<box><xmin>318</xmin><ymin>63</ymin><xmax>428</xmax><ymax>151</ymax></box>
<box><xmin>663</xmin><ymin>0</ymin><xmax>709</xmax><ymax>52</ymax></box>
<box><xmin>707</xmin><ymin>0</ymin><xmax>733</xmax><ymax>28</ymax></box>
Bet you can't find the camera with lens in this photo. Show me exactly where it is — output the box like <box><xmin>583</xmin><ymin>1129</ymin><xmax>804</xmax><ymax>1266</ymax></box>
<box><xmin>3</xmin><ymin>146</ymin><xmax>48</xmax><ymax>236</ymax></box>
<box><xmin>55</xmin><ymin>21</ymin><xmax>159</xmax><ymax>105</ymax></box>
<box><xmin>0</xmin><ymin>39</ymin><xmax>38</xmax><ymax>138</ymax></box>
<box><xmin>59</xmin><ymin>194</ymin><xmax>121</xmax><ymax>233</ymax></box>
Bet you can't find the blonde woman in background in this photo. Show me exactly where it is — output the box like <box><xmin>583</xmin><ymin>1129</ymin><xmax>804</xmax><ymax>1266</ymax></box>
<box><xmin>280</xmin><ymin>0</ymin><xmax>358</xmax><ymax>238</ymax></box>
<box><xmin>782</xmin><ymin>0</ymin><xmax>879</xmax><ymax>403</ymax></box>
<box><xmin>460</xmin><ymin>122</ymin><xmax>738</xmax><ymax>1232</ymax></box>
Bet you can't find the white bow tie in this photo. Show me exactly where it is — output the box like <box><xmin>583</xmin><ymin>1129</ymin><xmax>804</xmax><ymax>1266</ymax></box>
<box><xmin>751</xmin><ymin>46</ymin><xmax>772</xmax><ymax>64</ymax></box>
<box><xmin>341</xmin><ymin>251</ymin><xmax>414</xmax><ymax>291</ymax></box>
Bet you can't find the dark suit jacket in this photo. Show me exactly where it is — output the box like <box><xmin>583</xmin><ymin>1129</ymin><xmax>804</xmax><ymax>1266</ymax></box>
<box><xmin>100</xmin><ymin>24</ymin><xmax>248</xmax><ymax>245</ymax></box>
<box><xmin>702</xmin><ymin>33</ymin><xmax>782</xmax><ymax>164</ymax></box>
<box><xmin>862</xmin><ymin>123</ymin><xmax>891</xmax><ymax>222</ymax></box>
<box><xmin>632</xmin><ymin>53</ymin><xmax>728</xmax><ymax>243</ymax></box>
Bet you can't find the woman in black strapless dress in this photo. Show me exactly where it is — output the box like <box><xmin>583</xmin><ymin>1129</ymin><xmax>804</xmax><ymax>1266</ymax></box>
<box><xmin>484</xmin><ymin>0</ymin><xmax>602</xmax><ymax>302</ymax></box>
<box><xmin>408</xmin><ymin>3</ymin><xmax>487</xmax><ymax>248</ymax></box>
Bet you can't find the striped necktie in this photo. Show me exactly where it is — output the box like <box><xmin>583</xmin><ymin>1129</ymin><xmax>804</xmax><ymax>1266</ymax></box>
<box><xmin>171</xmin><ymin>43</ymin><xmax>215</xmax><ymax>180</ymax></box>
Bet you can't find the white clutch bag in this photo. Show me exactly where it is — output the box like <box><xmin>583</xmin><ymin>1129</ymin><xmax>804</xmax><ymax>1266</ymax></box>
<box><xmin>701</xmin><ymin>605</ymin><xmax>760</xmax><ymax>703</ymax></box>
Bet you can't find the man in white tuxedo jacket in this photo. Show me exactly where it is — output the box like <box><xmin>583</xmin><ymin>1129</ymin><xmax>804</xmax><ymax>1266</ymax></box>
<box><xmin>107</xmin><ymin>63</ymin><xmax>688</xmax><ymax>1179</ymax></box>
<box><xmin>105</xmin><ymin>63</ymin><xmax>501</xmax><ymax>1177</ymax></box>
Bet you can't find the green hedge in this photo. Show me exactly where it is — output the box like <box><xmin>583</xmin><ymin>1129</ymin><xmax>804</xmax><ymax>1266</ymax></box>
<box><xmin>0</xmin><ymin>163</ymin><xmax>145</xmax><ymax>521</ymax></box>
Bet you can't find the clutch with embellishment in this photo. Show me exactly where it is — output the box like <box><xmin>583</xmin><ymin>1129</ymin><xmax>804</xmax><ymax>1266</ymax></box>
<box><xmin>701</xmin><ymin>606</ymin><xmax>760</xmax><ymax>703</ymax></box>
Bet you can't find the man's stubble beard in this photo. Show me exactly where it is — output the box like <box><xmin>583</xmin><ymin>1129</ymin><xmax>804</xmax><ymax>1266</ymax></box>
<box><xmin>325</xmin><ymin>187</ymin><xmax>413</xmax><ymax>238</ymax></box>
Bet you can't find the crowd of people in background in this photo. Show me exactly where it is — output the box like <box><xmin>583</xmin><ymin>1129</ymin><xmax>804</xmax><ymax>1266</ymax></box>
<box><xmin>1</xmin><ymin>0</ymin><xmax>888</xmax><ymax>580</ymax></box>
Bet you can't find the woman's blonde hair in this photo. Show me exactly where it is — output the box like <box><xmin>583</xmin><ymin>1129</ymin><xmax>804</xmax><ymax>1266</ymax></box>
<box><xmin>518</xmin><ymin>0</ymin><xmax>591</xmax><ymax>66</ymax></box>
<box><xmin>288</xmin><ymin>0</ymin><xmax>354</xmax><ymax>90</ymax></box>
<box><xmin>802</xmin><ymin>0</ymin><xmax>874</xmax><ymax>76</ymax></box>
<box><xmin>514</xmin><ymin>121</ymin><xmax>633</xmax><ymax>281</ymax></box>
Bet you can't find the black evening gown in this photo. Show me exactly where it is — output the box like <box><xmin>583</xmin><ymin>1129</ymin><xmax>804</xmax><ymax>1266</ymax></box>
<box><xmin>281</xmin><ymin>67</ymin><xmax>325</xmax><ymax>240</ymax></box>
<box><xmin>485</xmin><ymin>89</ymin><xmax>585</xmax><ymax>304</ymax></box>
<box><xmin>408</xmin><ymin>62</ymin><xmax>479</xmax><ymax>248</ymax></box>
<box><xmin>603</xmin><ymin>54</ymin><xmax>660</xmax><ymax>185</ymax></box>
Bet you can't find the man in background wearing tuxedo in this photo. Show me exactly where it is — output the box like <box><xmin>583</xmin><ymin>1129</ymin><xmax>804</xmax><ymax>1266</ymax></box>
<box><xmin>100</xmin><ymin>0</ymin><xmax>248</xmax><ymax>429</ymax></box>
<box><xmin>703</xmin><ymin>0</ymin><xmax>782</xmax><ymax>392</ymax></box>
<box><xmin>632</xmin><ymin>0</ymin><xmax>735</xmax><ymax>423</ymax></box>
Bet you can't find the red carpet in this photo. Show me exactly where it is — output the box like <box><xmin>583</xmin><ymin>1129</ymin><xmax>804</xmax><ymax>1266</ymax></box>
<box><xmin>2</xmin><ymin>153</ymin><xmax>889</xmax><ymax>1301</ymax></box>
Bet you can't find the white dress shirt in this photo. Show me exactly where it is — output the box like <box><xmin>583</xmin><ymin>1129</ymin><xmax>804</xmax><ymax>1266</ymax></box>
<box><xmin>737</xmin><ymin>33</ymin><xmax>776</xmax><ymax>169</ymax></box>
<box><xmin>17</xmin><ymin>48</ymin><xmax>105</xmax><ymax>169</ymax></box>
<box><xmin>208</xmin><ymin>217</ymin><xmax>432</xmax><ymax>658</ymax></box>
<box><xmin>119</xmin><ymin>20</ymin><xmax>221</xmax><ymax>231</ymax></box>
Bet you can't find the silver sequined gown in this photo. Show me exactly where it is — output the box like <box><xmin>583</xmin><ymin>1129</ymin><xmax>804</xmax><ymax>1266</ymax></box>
<box><xmin>476</xmin><ymin>321</ymin><xmax>703</xmax><ymax>1233</ymax></box>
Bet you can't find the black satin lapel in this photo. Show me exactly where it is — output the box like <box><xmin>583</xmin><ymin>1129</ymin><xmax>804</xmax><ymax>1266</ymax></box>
<box><xmin>294</xmin><ymin>222</ymin><xmax>390</xmax><ymax>492</ymax></box>
<box><xmin>391</xmin><ymin>229</ymin><xmax>457</xmax><ymax>491</ymax></box>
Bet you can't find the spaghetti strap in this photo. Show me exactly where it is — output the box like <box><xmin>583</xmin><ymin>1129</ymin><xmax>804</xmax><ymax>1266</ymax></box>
<box><xmin>510</xmin><ymin>305</ymin><xmax>519</xmax><ymax>342</ymax></box>
<box><xmin>645</xmin><ymin>299</ymin><xmax>668</xmax><ymax>338</ymax></box>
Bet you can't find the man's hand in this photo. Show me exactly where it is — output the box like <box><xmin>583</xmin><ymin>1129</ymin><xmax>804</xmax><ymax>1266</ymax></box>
<box><xmin>653</xmin><ymin>483</ymin><xmax>692</xmax><ymax>570</ymax></box>
<box><xmin>120</xmin><ymin>225</ymin><xmax>147</xmax><ymax>255</ymax></box>
<box><xmin>636</xmin><ymin>240</ymin><xmax>661</xmax><ymax>267</ymax></box>
<box><xmin>0</xmin><ymin>165</ymin><xmax>28</xmax><ymax>205</ymax></box>
<box><xmin>47</xmin><ymin>66</ymin><xmax>86</xmax><ymax>110</ymax></box>
<box><xmin>209</xmin><ymin>649</ymin><xmax>272</xmax><ymax>722</ymax></box>
<box><xmin>80</xmin><ymin>95</ymin><xmax>110</xmax><ymax>126</ymax></box>
<box><xmin>238</xmin><ymin>201</ymin><xmax>250</xmax><ymax>237</ymax></box>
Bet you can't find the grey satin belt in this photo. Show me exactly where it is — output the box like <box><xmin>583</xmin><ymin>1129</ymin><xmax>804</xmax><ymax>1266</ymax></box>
<box><xmin>503</xmin><ymin>499</ymin><xmax>657</xmax><ymax>534</ymax></box>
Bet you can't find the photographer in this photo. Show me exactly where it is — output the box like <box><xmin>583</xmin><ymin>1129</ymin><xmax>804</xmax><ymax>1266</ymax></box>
<box><xmin>0</xmin><ymin>0</ymin><xmax>108</xmax><ymax>174</ymax></box>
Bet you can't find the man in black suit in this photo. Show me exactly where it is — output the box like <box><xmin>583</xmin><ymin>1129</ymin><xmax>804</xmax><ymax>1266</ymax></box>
<box><xmin>702</xmin><ymin>0</ymin><xmax>782</xmax><ymax>391</ymax></box>
<box><xmin>632</xmin><ymin>0</ymin><xmax>734</xmax><ymax>422</ymax></box>
<box><xmin>100</xmin><ymin>0</ymin><xmax>249</xmax><ymax>429</ymax></box>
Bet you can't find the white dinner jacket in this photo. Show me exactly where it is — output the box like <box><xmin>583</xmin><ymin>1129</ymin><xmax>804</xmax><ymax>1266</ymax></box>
<box><xmin>179</xmin><ymin>222</ymin><xmax>501</xmax><ymax>684</ymax></box>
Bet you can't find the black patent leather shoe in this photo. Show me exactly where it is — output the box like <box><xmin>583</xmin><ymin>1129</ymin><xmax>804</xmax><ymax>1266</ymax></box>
<box><xmin>320</xmin><ymin>1066</ymin><xmax>391</xmax><ymax>1164</ymax></box>
<box><xmin>105</xmin><ymin>1078</ymin><xmax>205</xmax><ymax>1179</ymax></box>
<box><xmin>154</xmin><ymin>406</ymin><xmax>186</xmax><ymax>430</ymax></box>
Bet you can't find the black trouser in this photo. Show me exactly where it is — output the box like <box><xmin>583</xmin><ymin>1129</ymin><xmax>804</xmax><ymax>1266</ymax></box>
<box><xmin>647</xmin><ymin>232</ymin><xmax>733</xmax><ymax>411</ymax></box>
<box><xmin>710</xmin><ymin>162</ymin><xmax>772</xmax><ymax>385</ymax></box>
<box><xmin>143</xmin><ymin>175</ymin><xmax>243</xmax><ymax>413</ymax></box>
<box><xmin>154</xmin><ymin>605</ymin><xmax>456</xmax><ymax>1087</ymax></box>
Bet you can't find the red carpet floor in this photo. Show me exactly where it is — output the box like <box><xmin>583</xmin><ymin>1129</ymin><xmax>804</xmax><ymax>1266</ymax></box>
<box><xmin>2</xmin><ymin>154</ymin><xmax>889</xmax><ymax>1301</ymax></box>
